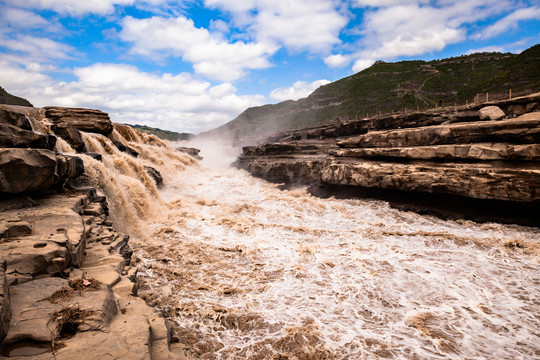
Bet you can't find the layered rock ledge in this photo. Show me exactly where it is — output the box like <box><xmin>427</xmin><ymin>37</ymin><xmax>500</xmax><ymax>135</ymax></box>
<box><xmin>236</xmin><ymin>93</ymin><xmax>540</xmax><ymax>226</ymax></box>
<box><xmin>0</xmin><ymin>104</ymin><xmax>197</xmax><ymax>359</ymax></box>
<box><xmin>0</xmin><ymin>193</ymin><xmax>189</xmax><ymax>359</ymax></box>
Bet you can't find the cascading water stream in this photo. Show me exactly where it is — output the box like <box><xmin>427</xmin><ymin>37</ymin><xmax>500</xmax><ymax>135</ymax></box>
<box><xmin>74</xmin><ymin>131</ymin><xmax>540</xmax><ymax>360</ymax></box>
<box><xmin>134</xmin><ymin>142</ymin><xmax>540</xmax><ymax>360</ymax></box>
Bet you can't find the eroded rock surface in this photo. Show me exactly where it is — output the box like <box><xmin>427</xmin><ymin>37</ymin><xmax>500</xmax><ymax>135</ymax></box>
<box><xmin>0</xmin><ymin>192</ymin><xmax>187</xmax><ymax>359</ymax></box>
<box><xmin>44</xmin><ymin>107</ymin><xmax>113</xmax><ymax>135</ymax></box>
<box><xmin>0</xmin><ymin>149</ymin><xmax>83</xmax><ymax>194</ymax></box>
<box><xmin>0</xmin><ymin>102</ymin><xmax>192</xmax><ymax>359</ymax></box>
<box><xmin>236</xmin><ymin>93</ymin><xmax>540</xmax><ymax>224</ymax></box>
<box><xmin>177</xmin><ymin>147</ymin><xmax>202</xmax><ymax>160</ymax></box>
<box><xmin>0</xmin><ymin>261</ymin><xmax>10</xmax><ymax>344</ymax></box>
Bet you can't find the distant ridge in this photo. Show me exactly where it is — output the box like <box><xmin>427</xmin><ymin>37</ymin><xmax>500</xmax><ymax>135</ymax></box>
<box><xmin>201</xmin><ymin>44</ymin><xmax>540</xmax><ymax>141</ymax></box>
<box><xmin>0</xmin><ymin>86</ymin><xmax>33</xmax><ymax>107</ymax></box>
<box><xmin>128</xmin><ymin>124</ymin><xmax>193</xmax><ymax>141</ymax></box>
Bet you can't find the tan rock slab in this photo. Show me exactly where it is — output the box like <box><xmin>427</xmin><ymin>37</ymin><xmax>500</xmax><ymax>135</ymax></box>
<box><xmin>331</xmin><ymin>143</ymin><xmax>540</xmax><ymax>161</ymax></box>
<box><xmin>44</xmin><ymin>107</ymin><xmax>113</xmax><ymax>135</ymax></box>
<box><xmin>337</xmin><ymin>117</ymin><xmax>540</xmax><ymax>148</ymax></box>
<box><xmin>3</xmin><ymin>277</ymin><xmax>67</xmax><ymax>345</ymax></box>
<box><xmin>321</xmin><ymin>159</ymin><xmax>540</xmax><ymax>203</ymax></box>
<box><xmin>1</xmin><ymin>237</ymin><xmax>70</xmax><ymax>277</ymax></box>
<box><xmin>2</xmin><ymin>277</ymin><xmax>119</xmax><ymax>351</ymax></box>
<box><xmin>0</xmin><ymin>194</ymin><xmax>88</xmax><ymax>274</ymax></box>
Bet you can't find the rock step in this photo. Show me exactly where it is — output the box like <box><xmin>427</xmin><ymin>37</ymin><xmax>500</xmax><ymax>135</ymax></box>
<box><xmin>240</xmin><ymin>156</ymin><xmax>540</xmax><ymax>203</ymax></box>
<box><xmin>0</xmin><ymin>149</ymin><xmax>84</xmax><ymax>194</ymax></box>
<box><xmin>338</xmin><ymin>114</ymin><xmax>540</xmax><ymax>148</ymax></box>
<box><xmin>0</xmin><ymin>194</ymin><xmax>89</xmax><ymax>284</ymax></box>
<box><xmin>44</xmin><ymin>106</ymin><xmax>113</xmax><ymax>135</ymax></box>
<box><xmin>330</xmin><ymin>143</ymin><xmax>540</xmax><ymax>161</ymax></box>
<box><xmin>0</xmin><ymin>189</ymin><xmax>187</xmax><ymax>359</ymax></box>
<box><xmin>243</xmin><ymin>140</ymin><xmax>337</xmax><ymax>157</ymax></box>
<box><xmin>321</xmin><ymin>159</ymin><xmax>540</xmax><ymax>203</ymax></box>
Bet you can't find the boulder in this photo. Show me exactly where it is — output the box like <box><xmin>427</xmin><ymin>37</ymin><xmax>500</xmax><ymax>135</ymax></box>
<box><xmin>112</xmin><ymin>140</ymin><xmax>139</xmax><ymax>157</ymax></box>
<box><xmin>44</xmin><ymin>107</ymin><xmax>113</xmax><ymax>135</ymax></box>
<box><xmin>144</xmin><ymin>166</ymin><xmax>163</xmax><ymax>186</ymax></box>
<box><xmin>56</xmin><ymin>154</ymin><xmax>85</xmax><ymax>180</ymax></box>
<box><xmin>0</xmin><ymin>149</ymin><xmax>57</xmax><ymax>193</ymax></box>
<box><xmin>0</xmin><ymin>108</ymin><xmax>32</xmax><ymax>130</ymax></box>
<box><xmin>0</xmin><ymin>123</ymin><xmax>56</xmax><ymax>150</ymax></box>
<box><xmin>176</xmin><ymin>147</ymin><xmax>202</xmax><ymax>160</ymax></box>
<box><xmin>0</xmin><ymin>104</ymin><xmax>48</xmax><ymax>132</ymax></box>
<box><xmin>478</xmin><ymin>106</ymin><xmax>506</xmax><ymax>120</ymax></box>
<box><xmin>0</xmin><ymin>149</ymin><xmax>83</xmax><ymax>194</ymax></box>
<box><xmin>51</xmin><ymin>123</ymin><xmax>85</xmax><ymax>152</ymax></box>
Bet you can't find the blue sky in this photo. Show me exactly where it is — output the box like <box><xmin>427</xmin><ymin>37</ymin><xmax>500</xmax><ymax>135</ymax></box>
<box><xmin>0</xmin><ymin>0</ymin><xmax>539</xmax><ymax>134</ymax></box>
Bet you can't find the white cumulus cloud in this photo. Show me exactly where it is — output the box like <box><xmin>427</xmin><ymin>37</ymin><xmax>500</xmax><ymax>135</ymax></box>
<box><xmin>353</xmin><ymin>0</ymin><xmax>429</xmax><ymax>7</ymax></box>
<box><xmin>2</xmin><ymin>0</ymin><xmax>134</xmax><ymax>15</ymax></box>
<box><xmin>474</xmin><ymin>6</ymin><xmax>540</xmax><ymax>40</ymax></box>
<box><xmin>269</xmin><ymin>79</ymin><xmax>330</xmax><ymax>102</ymax></box>
<box><xmin>120</xmin><ymin>15</ymin><xmax>278</xmax><ymax>82</ymax></box>
<box><xmin>324</xmin><ymin>54</ymin><xmax>352</xmax><ymax>68</ymax></box>
<box><xmin>204</xmin><ymin>0</ymin><xmax>347</xmax><ymax>54</ymax></box>
<box><xmin>352</xmin><ymin>58</ymin><xmax>375</xmax><ymax>73</ymax></box>
<box><xmin>0</xmin><ymin>34</ymin><xmax>75</xmax><ymax>61</ymax></box>
<box><xmin>347</xmin><ymin>0</ymin><xmax>516</xmax><ymax>71</ymax></box>
<box><xmin>0</xmin><ymin>61</ymin><xmax>266</xmax><ymax>133</ymax></box>
<box><xmin>0</xmin><ymin>7</ymin><xmax>50</xmax><ymax>28</ymax></box>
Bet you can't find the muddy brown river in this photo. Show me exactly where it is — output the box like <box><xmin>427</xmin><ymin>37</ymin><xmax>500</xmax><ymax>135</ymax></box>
<box><xmin>78</xmin><ymin>132</ymin><xmax>540</xmax><ymax>359</ymax></box>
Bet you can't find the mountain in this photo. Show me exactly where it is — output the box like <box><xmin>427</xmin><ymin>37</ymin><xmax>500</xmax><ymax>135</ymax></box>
<box><xmin>201</xmin><ymin>44</ymin><xmax>540</xmax><ymax>141</ymax></box>
<box><xmin>0</xmin><ymin>86</ymin><xmax>33</xmax><ymax>107</ymax></box>
<box><xmin>128</xmin><ymin>124</ymin><xmax>193</xmax><ymax>141</ymax></box>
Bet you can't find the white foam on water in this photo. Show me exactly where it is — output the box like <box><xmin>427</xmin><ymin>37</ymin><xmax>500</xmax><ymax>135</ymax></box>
<box><xmin>129</xmin><ymin>142</ymin><xmax>540</xmax><ymax>360</ymax></box>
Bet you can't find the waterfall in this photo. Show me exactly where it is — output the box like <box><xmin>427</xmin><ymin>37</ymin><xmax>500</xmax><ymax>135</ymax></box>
<box><xmin>128</xmin><ymin>143</ymin><xmax>540</xmax><ymax>360</ymax></box>
<box><xmin>54</xmin><ymin>137</ymin><xmax>76</xmax><ymax>154</ymax></box>
<box><xmin>78</xmin><ymin>129</ymin><xmax>197</xmax><ymax>236</ymax></box>
<box><xmin>63</xmin><ymin>129</ymin><xmax>540</xmax><ymax>359</ymax></box>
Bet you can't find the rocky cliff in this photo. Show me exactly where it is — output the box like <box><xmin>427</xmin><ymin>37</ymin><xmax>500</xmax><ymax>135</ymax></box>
<box><xmin>0</xmin><ymin>104</ymin><xmax>196</xmax><ymax>359</ymax></box>
<box><xmin>236</xmin><ymin>93</ymin><xmax>540</xmax><ymax>226</ymax></box>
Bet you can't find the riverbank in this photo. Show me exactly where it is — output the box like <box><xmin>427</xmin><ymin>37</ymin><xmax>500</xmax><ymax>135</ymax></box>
<box><xmin>0</xmin><ymin>104</ymin><xmax>198</xmax><ymax>359</ymax></box>
<box><xmin>1</xmin><ymin>191</ymin><xmax>191</xmax><ymax>359</ymax></box>
<box><xmin>236</xmin><ymin>93</ymin><xmax>540</xmax><ymax>226</ymax></box>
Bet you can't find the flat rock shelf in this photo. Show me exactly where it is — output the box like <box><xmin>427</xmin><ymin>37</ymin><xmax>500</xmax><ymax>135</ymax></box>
<box><xmin>236</xmin><ymin>93</ymin><xmax>540</xmax><ymax>226</ymax></box>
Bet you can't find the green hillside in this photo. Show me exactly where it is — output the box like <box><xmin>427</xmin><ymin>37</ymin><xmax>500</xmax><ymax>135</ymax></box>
<box><xmin>128</xmin><ymin>124</ymin><xmax>193</xmax><ymax>141</ymax></box>
<box><xmin>201</xmin><ymin>44</ymin><xmax>540</xmax><ymax>140</ymax></box>
<box><xmin>0</xmin><ymin>86</ymin><xmax>33</xmax><ymax>107</ymax></box>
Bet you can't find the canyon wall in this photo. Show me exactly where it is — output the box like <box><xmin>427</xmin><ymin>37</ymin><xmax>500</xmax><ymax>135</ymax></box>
<box><xmin>236</xmin><ymin>93</ymin><xmax>540</xmax><ymax>226</ymax></box>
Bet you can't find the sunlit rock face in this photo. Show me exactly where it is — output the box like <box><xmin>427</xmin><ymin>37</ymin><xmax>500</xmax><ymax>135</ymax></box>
<box><xmin>236</xmin><ymin>93</ymin><xmax>540</xmax><ymax>225</ymax></box>
<box><xmin>0</xmin><ymin>102</ymin><xmax>201</xmax><ymax>359</ymax></box>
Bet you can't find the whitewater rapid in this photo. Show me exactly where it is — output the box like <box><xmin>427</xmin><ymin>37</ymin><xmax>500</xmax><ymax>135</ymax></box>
<box><xmin>122</xmin><ymin>142</ymin><xmax>540</xmax><ymax>360</ymax></box>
